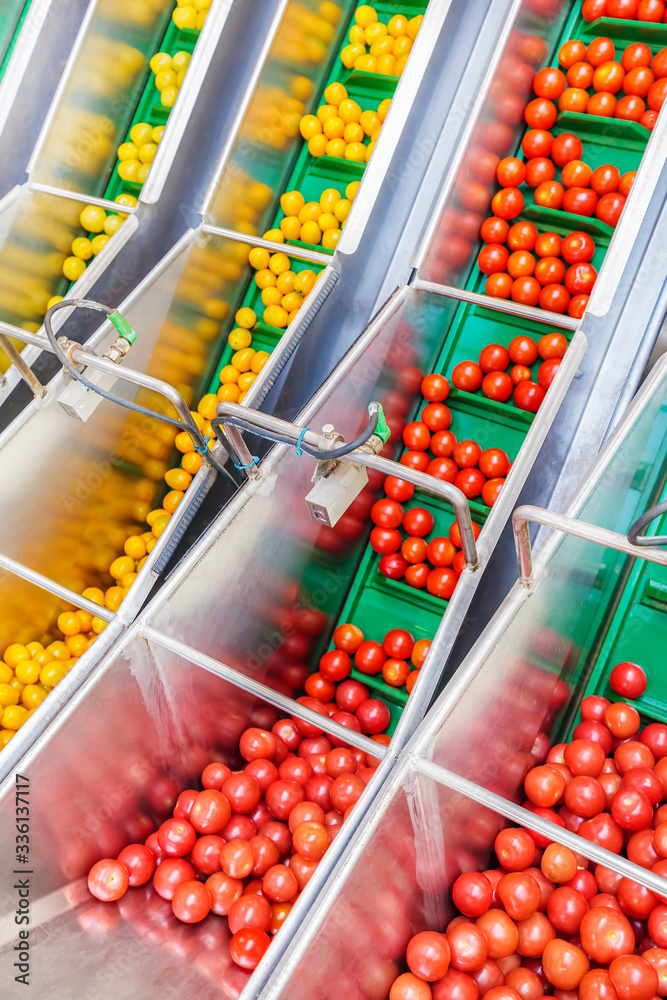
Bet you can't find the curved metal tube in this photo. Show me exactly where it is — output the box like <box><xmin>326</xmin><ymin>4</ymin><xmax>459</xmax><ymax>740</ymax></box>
<box><xmin>627</xmin><ymin>499</ymin><xmax>667</xmax><ymax>547</ymax></box>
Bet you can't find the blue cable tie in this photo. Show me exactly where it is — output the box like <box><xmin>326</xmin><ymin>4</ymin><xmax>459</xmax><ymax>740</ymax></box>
<box><xmin>193</xmin><ymin>435</ymin><xmax>210</xmax><ymax>455</ymax></box>
<box><xmin>295</xmin><ymin>427</ymin><xmax>310</xmax><ymax>456</ymax></box>
<box><xmin>234</xmin><ymin>455</ymin><xmax>260</xmax><ymax>470</ymax></box>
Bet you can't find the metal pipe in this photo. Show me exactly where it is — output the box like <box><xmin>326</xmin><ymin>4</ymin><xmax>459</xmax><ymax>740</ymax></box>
<box><xmin>0</xmin><ymin>334</ymin><xmax>46</xmax><ymax>397</ymax></box>
<box><xmin>512</xmin><ymin>503</ymin><xmax>667</xmax><ymax>589</ymax></box>
<box><xmin>71</xmin><ymin>348</ymin><xmax>201</xmax><ymax>439</ymax></box>
<box><xmin>141</xmin><ymin>627</ymin><xmax>390</xmax><ymax>760</ymax></box>
<box><xmin>413</xmin><ymin>278</ymin><xmax>580</xmax><ymax>331</ymax></box>
<box><xmin>29</xmin><ymin>182</ymin><xmax>138</xmax><ymax>214</ymax></box>
<box><xmin>418</xmin><ymin>758</ymin><xmax>667</xmax><ymax>899</ymax></box>
<box><xmin>0</xmin><ymin>552</ymin><xmax>114</xmax><ymax>621</ymax></box>
<box><xmin>200</xmin><ymin>223</ymin><xmax>332</xmax><ymax>267</ymax></box>
<box><xmin>0</xmin><ymin>321</ymin><xmax>48</xmax><ymax>350</ymax></box>
<box><xmin>215</xmin><ymin>402</ymin><xmax>480</xmax><ymax>569</ymax></box>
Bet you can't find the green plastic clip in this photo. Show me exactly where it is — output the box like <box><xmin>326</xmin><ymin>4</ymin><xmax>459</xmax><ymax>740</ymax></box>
<box><xmin>109</xmin><ymin>309</ymin><xmax>138</xmax><ymax>345</ymax></box>
<box><xmin>373</xmin><ymin>402</ymin><xmax>390</xmax><ymax>444</ymax></box>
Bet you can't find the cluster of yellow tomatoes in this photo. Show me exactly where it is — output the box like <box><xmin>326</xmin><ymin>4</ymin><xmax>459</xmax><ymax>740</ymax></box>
<box><xmin>275</xmin><ymin>179</ymin><xmax>359</xmax><ymax>250</ymax></box>
<box><xmin>247</xmin><ymin>249</ymin><xmax>320</xmax><ymax>330</ymax></box>
<box><xmin>58</xmin><ymin>197</ymin><xmax>139</xmax><ymax>286</ymax></box>
<box><xmin>216</xmin><ymin>307</ymin><xmax>271</xmax><ymax>404</ymax></box>
<box><xmin>340</xmin><ymin>7</ymin><xmax>422</xmax><ymax>77</ymax></box>
<box><xmin>172</xmin><ymin>0</ymin><xmax>210</xmax><ymax>33</ymax></box>
<box><xmin>149</xmin><ymin>49</ymin><xmax>192</xmax><ymax>110</ymax></box>
<box><xmin>299</xmin><ymin>82</ymin><xmax>391</xmax><ymax>163</ymax></box>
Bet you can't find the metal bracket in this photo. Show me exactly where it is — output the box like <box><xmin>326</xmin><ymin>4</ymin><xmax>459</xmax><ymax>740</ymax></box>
<box><xmin>214</xmin><ymin>401</ymin><xmax>480</xmax><ymax>571</ymax></box>
<box><xmin>513</xmin><ymin>503</ymin><xmax>667</xmax><ymax>589</ymax></box>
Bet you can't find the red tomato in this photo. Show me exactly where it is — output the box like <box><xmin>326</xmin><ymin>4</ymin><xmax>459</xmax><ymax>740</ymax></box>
<box><xmin>551</xmin><ymin>133</ymin><xmax>583</xmax><ymax>166</ymax></box>
<box><xmin>370</xmin><ymin>526</ymin><xmax>403</xmax><ymax>554</ymax></box>
<box><xmin>538</xmin><ymin>358</ymin><xmax>561</xmax><ymax>389</ymax></box>
<box><xmin>158</xmin><ymin>818</ymin><xmax>197</xmax><ymax>856</ymax></box>
<box><xmin>495</xmin><ymin>828</ymin><xmax>536</xmax><ymax>870</ymax></box>
<box><xmin>403</xmin><ymin>507</ymin><xmax>435</xmax><ymax>537</ymax></box>
<box><xmin>153</xmin><ymin>858</ymin><xmax>196</xmax><ymax>900</ymax></box>
<box><xmin>624</xmin><ymin>65</ymin><xmax>654</xmax><ymax>96</ymax></box>
<box><xmin>509</xmin><ymin>335</ymin><xmax>538</xmax><ymax>364</ymax></box>
<box><xmin>567</xmin><ymin>61</ymin><xmax>595</xmax><ymax>88</ymax></box>
<box><xmin>482</xmin><ymin>478</ymin><xmax>505</xmax><ymax>507</ymax></box>
<box><xmin>560</xmin><ymin>87</ymin><xmax>590</xmax><ymax>112</ymax></box>
<box><xmin>482</xmin><ymin>371</ymin><xmax>514</xmax><ymax>402</ymax></box>
<box><xmin>320</xmin><ymin>648</ymin><xmax>352</xmax><ymax>681</ymax></box>
<box><xmin>582</xmin><ymin>0</ymin><xmax>608</xmax><ymax>18</ymax></box>
<box><xmin>485</xmin><ymin>272</ymin><xmax>513</xmax><ymax>298</ymax></box>
<box><xmin>427</xmin><ymin>537</ymin><xmax>457</xmax><ymax>567</ymax></box>
<box><xmin>421</xmin><ymin>403</ymin><xmax>452</xmax><ymax>432</ymax></box>
<box><xmin>534</xmin><ymin>180</ymin><xmax>564</xmax><ymax>209</ymax></box>
<box><xmin>382</xmin><ymin>629</ymin><xmax>414</xmax><ymax>659</ymax></box>
<box><xmin>623</xmin><ymin>42</ymin><xmax>653</xmax><ymax>71</ymax></box>
<box><xmin>491</xmin><ymin>188</ymin><xmax>524</xmax><ymax>220</ymax></box>
<box><xmin>447</xmin><ymin>923</ymin><xmax>490</xmax><ymax>973</ymax></box>
<box><xmin>371</xmin><ymin>498</ymin><xmax>404</xmax><ymax>528</ymax></box>
<box><xmin>609</xmin><ymin>954</ymin><xmax>658</xmax><ymax>1000</ymax></box>
<box><xmin>522</xmin><ymin>128</ymin><xmax>553</xmax><ymax>158</ymax></box>
<box><xmin>591</xmin><ymin>164</ymin><xmax>621</xmax><ymax>195</ymax></box>
<box><xmin>654</xmin><ymin>47</ymin><xmax>667</xmax><ymax>78</ymax></box>
<box><xmin>428</xmin><ymin>457</ymin><xmax>457</xmax><ymax>483</ymax></box>
<box><xmin>229</xmin><ymin>927</ymin><xmax>270</xmax><ymax>970</ymax></box>
<box><xmin>480</xmin><ymin>216</ymin><xmax>510</xmax><ymax>243</ymax></box>
<box><xmin>403</xmin><ymin>421</ymin><xmax>431</xmax><ymax>451</ymax></box>
<box><xmin>421</xmin><ymin>373</ymin><xmax>450</xmax><ymax>402</ymax></box>
<box><xmin>390</xmin><ymin>973</ymin><xmax>432</xmax><ymax>1000</ymax></box>
<box><xmin>535</xmin><ymin>234</ymin><xmax>561</xmax><ymax>259</ymax></box>
<box><xmin>514</xmin><ymin>381</ymin><xmax>545</xmax><ymax>412</ymax></box>
<box><xmin>452</xmin><ymin>361</ymin><xmax>484</xmax><ymax>392</ymax></box>
<box><xmin>206</xmin><ymin>871</ymin><xmax>243</xmax><ymax>915</ymax></box>
<box><xmin>525</xmin><ymin>157</ymin><xmax>556</xmax><ymax>187</ymax></box>
<box><xmin>402</xmin><ymin>451</ymin><xmax>430</xmax><ymax>473</ymax></box>
<box><xmin>385</xmin><ymin>476</ymin><xmax>414</xmax><ymax>502</ymax></box>
<box><xmin>615</xmin><ymin>94</ymin><xmax>646</xmax><ymax>121</ymax></box>
<box><xmin>542</xmin><ymin>939</ymin><xmax>590</xmax><ymax>990</ymax></box>
<box><xmin>406</xmin><ymin>931</ymin><xmax>452</xmax><ymax>981</ymax></box>
<box><xmin>565</xmin><ymin>262</ymin><xmax>597</xmax><ymax>295</ymax></box>
<box><xmin>427</xmin><ymin>567</ymin><xmax>458</xmax><ymax>599</ymax></box>
<box><xmin>597</xmin><ymin>191</ymin><xmax>625</xmax><ymax>227</ymax></box>
<box><xmin>355</xmin><ymin>640</ymin><xmax>386</xmax><ymax>675</ymax></box>
<box><xmin>607</xmin><ymin>0</ymin><xmax>639</xmax><ymax>12</ymax></box>
<box><xmin>405</xmin><ymin>563</ymin><xmax>429</xmax><ymax>589</ymax></box>
<box><xmin>561</xmin><ymin>231</ymin><xmax>595</xmax><ymax>263</ymax></box>
<box><xmin>587</xmin><ymin>91</ymin><xmax>618</xmax><ymax>116</ymax></box>
<box><xmin>453</xmin><ymin>440</ymin><xmax>482</xmax><ymax>467</ymax></box>
<box><xmin>559</xmin><ymin>39</ymin><xmax>588</xmax><ymax>68</ymax></box>
<box><xmin>604</xmin><ymin>700</ymin><xmax>640</xmax><ymax>737</ymax></box>
<box><xmin>563</xmin><ymin>187</ymin><xmax>599</xmax><ymax>217</ymax></box>
<box><xmin>511</xmin><ymin>276</ymin><xmax>541</xmax><ymax>306</ymax></box>
<box><xmin>479</xmin><ymin>448</ymin><xmax>509</xmax><ymax>478</ymax></box>
<box><xmin>431</xmin><ymin>430</ymin><xmax>457</xmax><ymax>457</ymax></box>
<box><xmin>478</xmin><ymin>244</ymin><xmax>510</xmax><ymax>275</ymax></box>
<box><xmin>534</xmin><ymin>66</ymin><xmax>567</xmax><ymax>99</ymax></box>
<box><xmin>610</xmin><ymin>661</ymin><xmax>647</xmax><ymax>697</ymax></box>
<box><xmin>450</xmin><ymin>519</ymin><xmax>481</xmax><ymax>548</ymax></box>
<box><xmin>454</xmin><ymin>469</ymin><xmax>486</xmax><ymax>499</ymax></box>
<box><xmin>535</xmin><ymin>256</ymin><xmax>566</xmax><ymax>286</ymax></box>
<box><xmin>172</xmin><ymin>880</ymin><xmax>212</xmax><ymax>923</ymax></box>
<box><xmin>88</xmin><ymin>859</ymin><xmax>129</xmax><ymax>901</ymax></box>
<box><xmin>507</xmin><ymin>221</ymin><xmax>538</xmax><ymax>251</ymax></box>
<box><xmin>508</xmin><ymin>250</ymin><xmax>536</xmax><ymax>278</ymax></box>
<box><xmin>587</xmin><ymin>38</ymin><xmax>616</xmax><ymax>69</ymax></box>
<box><xmin>497</xmin><ymin>157</ymin><xmax>526</xmax><ymax>187</ymax></box>
<box><xmin>201</xmin><ymin>765</ymin><xmax>232</xmax><ymax>791</ymax></box>
<box><xmin>525</xmin><ymin>97</ymin><xmax>558</xmax><ymax>129</ymax></box>
<box><xmin>638</xmin><ymin>0</ymin><xmax>666</xmax><ymax>20</ymax></box>
<box><xmin>511</xmin><ymin>363</ymin><xmax>532</xmax><ymax>384</ymax></box>
<box><xmin>640</xmin><ymin>108</ymin><xmax>658</xmax><ymax>128</ymax></box>
<box><xmin>561</xmin><ymin>161</ymin><xmax>593</xmax><ymax>190</ymax></box>
<box><xmin>117</xmin><ymin>844</ymin><xmax>155</xmax><ymax>887</ymax></box>
<box><xmin>612</xmin><ymin>784</ymin><xmax>654</xmax><ymax>829</ymax></box>
<box><xmin>540</xmin><ymin>284</ymin><xmax>571</xmax><ymax>314</ymax></box>
<box><xmin>593</xmin><ymin>60</ymin><xmax>625</xmax><ymax>93</ymax></box>
<box><xmin>479</xmin><ymin>343</ymin><xmax>510</xmax><ymax>372</ymax></box>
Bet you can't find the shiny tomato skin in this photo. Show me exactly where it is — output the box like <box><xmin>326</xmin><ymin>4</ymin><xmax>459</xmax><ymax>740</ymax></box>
<box><xmin>385</xmin><ymin>476</ymin><xmax>415</xmax><ymax>502</ymax></box>
<box><xmin>535</xmin><ymin>232</ymin><xmax>562</xmax><ymax>258</ymax></box>
<box><xmin>569</xmin><ymin>293</ymin><xmax>589</xmax><ymax>318</ymax></box>
<box><xmin>485</xmin><ymin>273</ymin><xmax>513</xmax><ymax>299</ymax></box>
<box><xmin>535</xmin><ymin>256</ymin><xmax>566</xmax><ymax>287</ymax></box>
<box><xmin>567</xmin><ymin>61</ymin><xmax>594</xmax><ymax>88</ymax></box>
<box><xmin>561</xmin><ymin>160</ymin><xmax>593</xmax><ymax>189</ymax></box>
<box><xmin>453</xmin><ymin>872</ymin><xmax>494</xmax><ymax>917</ymax></box>
<box><xmin>587</xmin><ymin>37</ymin><xmax>616</xmax><ymax>69</ymax></box>
<box><xmin>542</xmin><ymin>939</ymin><xmax>589</xmax><ymax>990</ymax></box>
<box><xmin>452</xmin><ymin>361</ymin><xmax>484</xmax><ymax>392</ymax></box>
<box><xmin>596</xmin><ymin>191</ymin><xmax>625</xmax><ymax>227</ymax></box>
<box><xmin>514</xmin><ymin>381</ymin><xmax>545</xmax><ymax>413</ymax></box>
<box><xmin>563</xmin><ymin>187</ymin><xmax>599</xmax><ymax>217</ymax></box>
<box><xmin>591</xmin><ymin>164</ymin><xmax>621</xmax><ymax>196</ymax></box>
<box><xmin>403</xmin><ymin>421</ymin><xmax>431</xmax><ymax>452</ymax></box>
<box><xmin>525</xmin><ymin>156</ymin><xmax>556</xmax><ymax>188</ymax></box>
<box><xmin>522</xmin><ymin>128</ymin><xmax>553</xmax><ymax>158</ymax></box>
<box><xmin>497</xmin><ymin>157</ymin><xmax>526</xmax><ymax>188</ymax></box>
<box><xmin>370</xmin><ymin>527</ymin><xmax>402</xmax><ymax>554</ymax></box>
<box><xmin>507</xmin><ymin>221</ymin><xmax>538</xmax><ymax>251</ymax></box>
<box><xmin>428</xmin><ymin>457</ymin><xmax>458</xmax><ymax>483</ymax></box>
<box><xmin>478</xmin><ymin>244</ymin><xmax>510</xmax><ymax>275</ymax></box>
<box><xmin>117</xmin><ymin>844</ymin><xmax>156</xmax><ymax>887</ymax></box>
<box><xmin>565</xmin><ymin>263</ymin><xmax>597</xmax><ymax>295</ymax></box>
<box><xmin>511</xmin><ymin>276</ymin><xmax>541</xmax><ymax>307</ymax></box>
<box><xmin>539</xmin><ymin>284</ymin><xmax>571</xmax><ymax>314</ymax></box>
<box><xmin>610</xmin><ymin>661</ymin><xmax>647</xmax><ymax>698</ymax></box>
<box><xmin>427</xmin><ymin>567</ymin><xmax>458</xmax><ymax>598</ymax></box>
<box><xmin>422</xmin><ymin>402</ymin><xmax>452</xmax><ymax>432</ymax></box>
<box><xmin>421</xmin><ymin>373</ymin><xmax>450</xmax><ymax>402</ymax></box>
<box><xmin>509</xmin><ymin>335</ymin><xmax>538</xmax><ymax>365</ymax></box>
<box><xmin>507</xmin><ymin>250</ymin><xmax>536</xmax><ymax>279</ymax></box>
<box><xmin>172</xmin><ymin>880</ymin><xmax>212</xmax><ymax>923</ymax></box>
<box><xmin>538</xmin><ymin>358</ymin><xmax>562</xmax><ymax>391</ymax></box>
<box><xmin>403</xmin><ymin>507</ymin><xmax>434</xmax><ymax>537</ymax></box>
<box><xmin>229</xmin><ymin>927</ymin><xmax>270</xmax><ymax>970</ymax></box>
<box><xmin>561</xmin><ymin>231</ymin><xmax>595</xmax><ymax>263</ymax></box>
<box><xmin>482</xmin><ymin>372</ymin><xmax>514</xmax><ymax>402</ymax></box>
<box><xmin>401</xmin><ymin>450</ymin><xmax>431</xmax><ymax>473</ymax></box>
<box><xmin>153</xmin><ymin>858</ymin><xmax>196</xmax><ymax>901</ymax></box>
<box><xmin>88</xmin><ymin>859</ymin><xmax>130</xmax><ymax>901</ymax></box>
<box><xmin>431</xmin><ymin>430</ymin><xmax>457</xmax><ymax>457</ymax></box>
<box><xmin>371</xmin><ymin>498</ymin><xmax>404</xmax><ymax>528</ymax></box>
<box><xmin>447</xmin><ymin>923</ymin><xmax>490</xmax><ymax>973</ymax></box>
<box><xmin>524</xmin><ymin>97</ymin><xmax>557</xmax><ymax>129</ymax></box>
<box><xmin>427</xmin><ymin>537</ymin><xmax>457</xmax><ymax>567</ymax></box>
<box><xmin>480</xmin><ymin>216</ymin><xmax>510</xmax><ymax>243</ymax></box>
<box><xmin>609</xmin><ymin>954</ymin><xmax>658</xmax><ymax>1000</ymax></box>
<box><xmin>579</xmin><ymin>813</ymin><xmax>624</xmax><ymax>853</ymax></box>
<box><xmin>406</xmin><ymin>931</ymin><xmax>452</xmax><ymax>981</ymax></box>
<box><xmin>478</xmin><ymin>448</ymin><xmax>509</xmax><ymax>478</ymax></box>
<box><xmin>534</xmin><ymin>180</ymin><xmax>564</xmax><ymax>209</ymax></box>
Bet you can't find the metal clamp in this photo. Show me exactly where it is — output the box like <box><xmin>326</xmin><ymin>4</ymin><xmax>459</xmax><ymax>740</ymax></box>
<box><xmin>215</xmin><ymin>401</ymin><xmax>480</xmax><ymax>571</ymax></box>
<box><xmin>513</xmin><ymin>503</ymin><xmax>667</xmax><ymax>589</ymax></box>
<box><xmin>627</xmin><ymin>500</ymin><xmax>667</xmax><ymax>547</ymax></box>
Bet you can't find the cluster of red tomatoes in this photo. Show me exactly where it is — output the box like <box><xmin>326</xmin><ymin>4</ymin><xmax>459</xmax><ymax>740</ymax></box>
<box><xmin>584</xmin><ymin>0</ymin><xmax>667</xmax><ymax>24</ymax></box>
<box><xmin>370</xmin><ymin>490</ymin><xmax>482</xmax><ymax>597</ymax></box>
<box><xmin>494</xmin><ymin>132</ymin><xmax>630</xmax><ymax>232</ymax></box>
<box><xmin>322</xmin><ymin>623</ymin><xmax>431</xmax><ymax>694</ymax></box>
<box><xmin>87</xmin><ymin>712</ymin><xmax>388</xmax><ymax>970</ymax></box>
<box><xmin>478</xmin><ymin>214</ymin><xmax>598</xmax><ymax>315</ymax></box>
<box><xmin>389</xmin><ymin>662</ymin><xmax>667</xmax><ymax>1000</ymax></box>
<box><xmin>528</xmin><ymin>36</ymin><xmax>667</xmax><ymax>129</ymax></box>
<box><xmin>385</xmin><ymin>372</ymin><xmax>513</xmax><ymax>511</ymax></box>
<box><xmin>452</xmin><ymin>332</ymin><xmax>567</xmax><ymax>413</ymax></box>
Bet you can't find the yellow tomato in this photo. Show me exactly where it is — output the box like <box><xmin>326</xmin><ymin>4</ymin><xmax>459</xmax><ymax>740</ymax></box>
<box><xmin>248</xmin><ymin>246</ymin><xmax>270</xmax><ymax>270</ymax></box>
<box><xmin>280</xmin><ymin>190</ymin><xmax>305</xmax><ymax>216</ymax></box>
<box><xmin>355</xmin><ymin>5</ymin><xmax>377</xmax><ymax>27</ymax></box>
<box><xmin>308</xmin><ymin>134</ymin><xmax>328</xmax><ymax>157</ymax></box>
<box><xmin>300</xmin><ymin>221</ymin><xmax>322</xmax><ymax>245</ymax></box>
<box><xmin>322</xmin><ymin>229</ymin><xmax>341</xmax><ymax>250</ymax></box>
<box><xmin>235</xmin><ymin>307</ymin><xmax>256</xmax><ymax>329</ymax></box>
<box><xmin>0</xmin><ymin>684</ymin><xmax>19</xmax><ymax>707</ymax></box>
<box><xmin>3</xmin><ymin>644</ymin><xmax>29</xmax><ymax>668</ymax></box>
<box><xmin>217</xmin><ymin>384</ymin><xmax>240</xmax><ymax>403</ymax></box>
<box><xmin>276</xmin><ymin>270</ymin><xmax>297</xmax><ymax>294</ymax></box>
<box><xmin>280</xmin><ymin>216</ymin><xmax>301</xmax><ymax>240</ymax></box>
<box><xmin>163</xmin><ymin>490</ymin><xmax>184</xmax><ymax>514</ymax></box>
<box><xmin>269</xmin><ymin>252</ymin><xmax>291</xmax><ymax>275</ymax></box>
<box><xmin>57</xmin><ymin>612</ymin><xmax>81</xmax><ymax>636</ymax></box>
<box><xmin>261</xmin><ymin>287</ymin><xmax>283</xmax><ymax>307</ymax></box>
<box><xmin>299</xmin><ymin>115</ymin><xmax>322</xmax><ymax>141</ymax></box>
<box><xmin>232</xmin><ymin>349</ymin><xmax>256</xmax><ymax>373</ymax></box>
<box><xmin>15</xmin><ymin>660</ymin><xmax>40</xmax><ymax>685</ymax></box>
<box><xmin>263</xmin><ymin>305</ymin><xmax>289</xmax><ymax>329</ymax></box>
<box><xmin>1</xmin><ymin>705</ymin><xmax>29</xmax><ymax>730</ymax></box>
<box><xmin>324</xmin><ymin>81</ymin><xmax>348</xmax><ymax>106</ymax></box>
<box><xmin>124</xmin><ymin>535</ymin><xmax>147</xmax><ymax>560</ymax></box>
